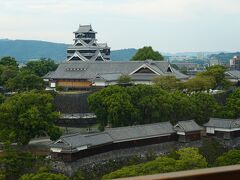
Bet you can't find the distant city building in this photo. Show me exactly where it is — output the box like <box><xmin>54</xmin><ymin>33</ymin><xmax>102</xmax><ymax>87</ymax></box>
<box><xmin>209</xmin><ymin>59</ymin><xmax>220</xmax><ymax>66</ymax></box>
<box><xmin>67</xmin><ymin>25</ymin><xmax>110</xmax><ymax>61</ymax></box>
<box><xmin>230</xmin><ymin>56</ymin><xmax>240</xmax><ymax>70</ymax></box>
<box><xmin>197</xmin><ymin>52</ymin><xmax>204</xmax><ymax>60</ymax></box>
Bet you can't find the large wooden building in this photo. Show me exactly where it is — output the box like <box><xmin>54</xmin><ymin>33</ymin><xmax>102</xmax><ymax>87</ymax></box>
<box><xmin>44</xmin><ymin>60</ymin><xmax>188</xmax><ymax>90</ymax></box>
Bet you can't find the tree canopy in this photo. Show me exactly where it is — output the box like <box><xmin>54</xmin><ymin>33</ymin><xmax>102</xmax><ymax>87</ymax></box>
<box><xmin>0</xmin><ymin>56</ymin><xmax>18</xmax><ymax>67</ymax></box>
<box><xmin>5</xmin><ymin>70</ymin><xmax>44</xmax><ymax>91</ymax></box>
<box><xmin>88</xmin><ymin>85</ymin><xmax>219</xmax><ymax>128</ymax></box>
<box><xmin>0</xmin><ymin>91</ymin><xmax>61</xmax><ymax>145</ymax></box>
<box><xmin>117</xmin><ymin>75</ymin><xmax>132</xmax><ymax>84</ymax></box>
<box><xmin>153</xmin><ymin>76</ymin><xmax>180</xmax><ymax>90</ymax></box>
<box><xmin>102</xmin><ymin>147</ymin><xmax>207</xmax><ymax>179</ymax></box>
<box><xmin>131</xmin><ymin>46</ymin><xmax>164</xmax><ymax>61</ymax></box>
<box><xmin>20</xmin><ymin>172</ymin><xmax>69</xmax><ymax>180</ymax></box>
<box><xmin>214</xmin><ymin>149</ymin><xmax>240</xmax><ymax>166</ymax></box>
<box><xmin>198</xmin><ymin>65</ymin><xmax>229</xmax><ymax>89</ymax></box>
<box><xmin>24</xmin><ymin>58</ymin><xmax>58</xmax><ymax>77</ymax></box>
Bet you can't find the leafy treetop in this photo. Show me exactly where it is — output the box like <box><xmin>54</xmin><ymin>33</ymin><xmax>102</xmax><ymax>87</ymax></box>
<box><xmin>24</xmin><ymin>58</ymin><xmax>58</xmax><ymax>77</ymax></box>
<box><xmin>0</xmin><ymin>91</ymin><xmax>62</xmax><ymax>145</ymax></box>
<box><xmin>0</xmin><ymin>56</ymin><xmax>18</xmax><ymax>67</ymax></box>
<box><xmin>131</xmin><ymin>46</ymin><xmax>164</xmax><ymax>61</ymax></box>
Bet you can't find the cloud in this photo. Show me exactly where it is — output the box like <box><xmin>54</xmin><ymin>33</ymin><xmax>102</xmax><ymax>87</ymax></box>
<box><xmin>1</xmin><ymin>0</ymin><xmax>240</xmax><ymax>21</ymax></box>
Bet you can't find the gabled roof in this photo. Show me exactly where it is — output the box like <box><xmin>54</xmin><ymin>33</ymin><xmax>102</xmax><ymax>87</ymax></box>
<box><xmin>74</xmin><ymin>25</ymin><xmax>96</xmax><ymax>33</ymax></box>
<box><xmin>44</xmin><ymin>60</ymin><xmax>189</xmax><ymax>80</ymax></box>
<box><xmin>67</xmin><ymin>51</ymin><xmax>89</xmax><ymax>62</ymax></box>
<box><xmin>105</xmin><ymin>122</ymin><xmax>175</xmax><ymax>143</ymax></box>
<box><xmin>95</xmin><ymin>73</ymin><xmax>123</xmax><ymax>81</ymax></box>
<box><xmin>225</xmin><ymin>70</ymin><xmax>240</xmax><ymax>79</ymax></box>
<box><xmin>204</xmin><ymin>118</ymin><xmax>240</xmax><ymax>129</ymax></box>
<box><xmin>174</xmin><ymin>120</ymin><xmax>203</xmax><ymax>132</ymax></box>
<box><xmin>50</xmin><ymin>122</ymin><xmax>175</xmax><ymax>152</ymax></box>
<box><xmin>50</xmin><ymin>132</ymin><xmax>113</xmax><ymax>150</ymax></box>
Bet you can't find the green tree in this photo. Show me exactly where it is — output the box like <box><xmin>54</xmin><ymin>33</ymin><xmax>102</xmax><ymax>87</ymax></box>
<box><xmin>175</xmin><ymin>147</ymin><xmax>208</xmax><ymax>170</ymax></box>
<box><xmin>0</xmin><ymin>93</ymin><xmax>5</xmax><ymax>104</ymax></box>
<box><xmin>0</xmin><ymin>65</ymin><xmax>18</xmax><ymax>85</ymax></box>
<box><xmin>24</xmin><ymin>58</ymin><xmax>58</xmax><ymax>77</ymax></box>
<box><xmin>191</xmin><ymin>92</ymin><xmax>218</xmax><ymax>125</ymax></box>
<box><xmin>0</xmin><ymin>91</ymin><xmax>61</xmax><ymax>145</ymax></box>
<box><xmin>168</xmin><ymin>91</ymin><xmax>195</xmax><ymax>124</ymax></box>
<box><xmin>224</xmin><ymin>88</ymin><xmax>240</xmax><ymax>118</ymax></box>
<box><xmin>127</xmin><ymin>85</ymin><xmax>171</xmax><ymax>124</ymax></box>
<box><xmin>88</xmin><ymin>86</ymin><xmax>138</xmax><ymax>128</ymax></box>
<box><xmin>184</xmin><ymin>75</ymin><xmax>216</xmax><ymax>92</ymax></box>
<box><xmin>0</xmin><ymin>56</ymin><xmax>18</xmax><ymax>67</ymax></box>
<box><xmin>20</xmin><ymin>172</ymin><xmax>69</xmax><ymax>180</ymax></box>
<box><xmin>102</xmin><ymin>147</ymin><xmax>207</xmax><ymax>179</ymax></box>
<box><xmin>199</xmin><ymin>65</ymin><xmax>228</xmax><ymax>88</ymax></box>
<box><xmin>6</xmin><ymin>70</ymin><xmax>44</xmax><ymax>91</ymax></box>
<box><xmin>0</xmin><ymin>146</ymin><xmax>39</xmax><ymax>180</ymax></box>
<box><xmin>199</xmin><ymin>137</ymin><xmax>226</xmax><ymax>166</ymax></box>
<box><xmin>153</xmin><ymin>76</ymin><xmax>181</xmax><ymax>91</ymax></box>
<box><xmin>214</xmin><ymin>149</ymin><xmax>240</xmax><ymax>166</ymax></box>
<box><xmin>117</xmin><ymin>74</ymin><xmax>132</xmax><ymax>84</ymax></box>
<box><xmin>131</xmin><ymin>46</ymin><xmax>164</xmax><ymax>61</ymax></box>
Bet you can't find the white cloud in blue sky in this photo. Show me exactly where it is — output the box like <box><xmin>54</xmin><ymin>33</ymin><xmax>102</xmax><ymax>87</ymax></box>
<box><xmin>0</xmin><ymin>0</ymin><xmax>240</xmax><ymax>52</ymax></box>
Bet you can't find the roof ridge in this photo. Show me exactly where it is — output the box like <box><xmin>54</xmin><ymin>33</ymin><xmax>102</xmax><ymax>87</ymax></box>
<box><xmin>106</xmin><ymin>122</ymin><xmax>172</xmax><ymax>131</ymax></box>
<box><xmin>61</xmin><ymin>132</ymin><xmax>82</xmax><ymax>138</ymax></box>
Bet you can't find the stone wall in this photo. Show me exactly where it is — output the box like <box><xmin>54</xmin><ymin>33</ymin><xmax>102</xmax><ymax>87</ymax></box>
<box><xmin>50</xmin><ymin>140</ymin><xmax>202</xmax><ymax>177</ymax></box>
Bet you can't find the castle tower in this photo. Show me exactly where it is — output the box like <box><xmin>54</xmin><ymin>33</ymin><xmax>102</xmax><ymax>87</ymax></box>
<box><xmin>67</xmin><ymin>25</ymin><xmax>110</xmax><ymax>61</ymax></box>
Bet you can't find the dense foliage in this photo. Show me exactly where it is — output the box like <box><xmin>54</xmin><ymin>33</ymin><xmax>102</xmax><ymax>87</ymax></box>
<box><xmin>23</xmin><ymin>58</ymin><xmax>58</xmax><ymax>77</ymax></box>
<box><xmin>0</xmin><ymin>56</ymin><xmax>58</xmax><ymax>91</ymax></box>
<box><xmin>131</xmin><ymin>46</ymin><xmax>164</xmax><ymax>61</ymax></box>
<box><xmin>214</xmin><ymin>88</ymin><xmax>240</xmax><ymax>118</ymax></box>
<box><xmin>102</xmin><ymin>147</ymin><xmax>207</xmax><ymax>179</ymax></box>
<box><xmin>6</xmin><ymin>70</ymin><xmax>44</xmax><ymax>91</ymax></box>
<box><xmin>0</xmin><ymin>145</ymin><xmax>49</xmax><ymax>180</ymax></box>
<box><xmin>0</xmin><ymin>56</ymin><xmax>18</xmax><ymax>67</ymax></box>
<box><xmin>117</xmin><ymin>75</ymin><xmax>132</xmax><ymax>84</ymax></box>
<box><xmin>214</xmin><ymin>150</ymin><xmax>240</xmax><ymax>166</ymax></box>
<box><xmin>20</xmin><ymin>172</ymin><xmax>69</xmax><ymax>180</ymax></box>
<box><xmin>0</xmin><ymin>91</ymin><xmax>61</xmax><ymax>145</ymax></box>
<box><xmin>88</xmin><ymin>85</ymin><xmax>220</xmax><ymax>128</ymax></box>
<box><xmin>199</xmin><ymin>138</ymin><xmax>226</xmax><ymax>165</ymax></box>
<box><xmin>152</xmin><ymin>76</ymin><xmax>180</xmax><ymax>90</ymax></box>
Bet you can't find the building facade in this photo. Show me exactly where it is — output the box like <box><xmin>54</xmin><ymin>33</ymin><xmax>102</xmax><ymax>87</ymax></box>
<box><xmin>204</xmin><ymin>118</ymin><xmax>240</xmax><ymax>140</ymax></box>
<box><xmin>44</xmin><ymin>60</ymin><xmax>188</xmax><ymax>90</ymax></box>
<box><xmin>174</xmin><ymin>120</ymin><xmax>203</xmax><ymax>142</ymax></box>
<box><xmin>67</xmin><ymin>25</ymin><xmax>110</xmax><ymax>62</ymax></box>
<box><xmin>230</xmin><ymin>56</ymin><xmax>240</xmax><ymax>70</ymax></box>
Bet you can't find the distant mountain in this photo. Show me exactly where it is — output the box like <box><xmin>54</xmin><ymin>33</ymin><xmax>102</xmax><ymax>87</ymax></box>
<box><xmin>1</xmin><ymin>39</ymin><xmax>237</xmax><ymax>63</ymax></box>
<box><xmin>0</xmin><ymin>39</ymin><xmax>136</xmax><ymax>63</ymax></box>
<box><xmin>110</xmin><ymin>48</ymin><xmax>137</xmax><ymax>61</ymax></box>
<box><xmin>0</xmin><ymin>39</ymin><xmax>68</xmax><ymax>63</ymax></box>
<box><xmin>209</xmin><ymin>52</ymin><xmax>240</xmax><ymax>63</ymax></box>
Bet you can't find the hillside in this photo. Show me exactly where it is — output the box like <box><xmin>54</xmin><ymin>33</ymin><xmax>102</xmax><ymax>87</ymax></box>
<box><xmin>0</xmin><ymin>39</ymin><xmax>136</xmax><ymax>63</ymax></box>
<box><xmin>209</xmin><ymin>52</ymin><xmax>240</xmax><ymax>64</ymax></box>
<box><xmin>110</xmin><ymin>48</ymin><xmax>137</xmax><ymax>61</ymax></box>
<box><xmin>0</xmin><ymin>39</ymin><xmax>68</xmax><ymax>62</ymax></box>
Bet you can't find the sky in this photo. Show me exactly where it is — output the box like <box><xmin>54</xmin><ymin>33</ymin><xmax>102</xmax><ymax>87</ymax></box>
<box><xmin>0</xmin><ymin>0</ymin><xmax>240</xmax><ymax>53</ymax></box>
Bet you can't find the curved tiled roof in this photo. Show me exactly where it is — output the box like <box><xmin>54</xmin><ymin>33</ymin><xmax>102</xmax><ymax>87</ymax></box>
<box><xmin>174</xmin><ymin>120</ymin><xmax>203</xmax><ymax>132</ymax></box>
<box><xmin>204</xmin><ymin>118</ymin><xmax>240</xmax><ymax>129</ymax></box>
<box><xmin>45</xmin><ymin>60</ymin><xmax>188</xmax><ymax>81</ymax></box>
